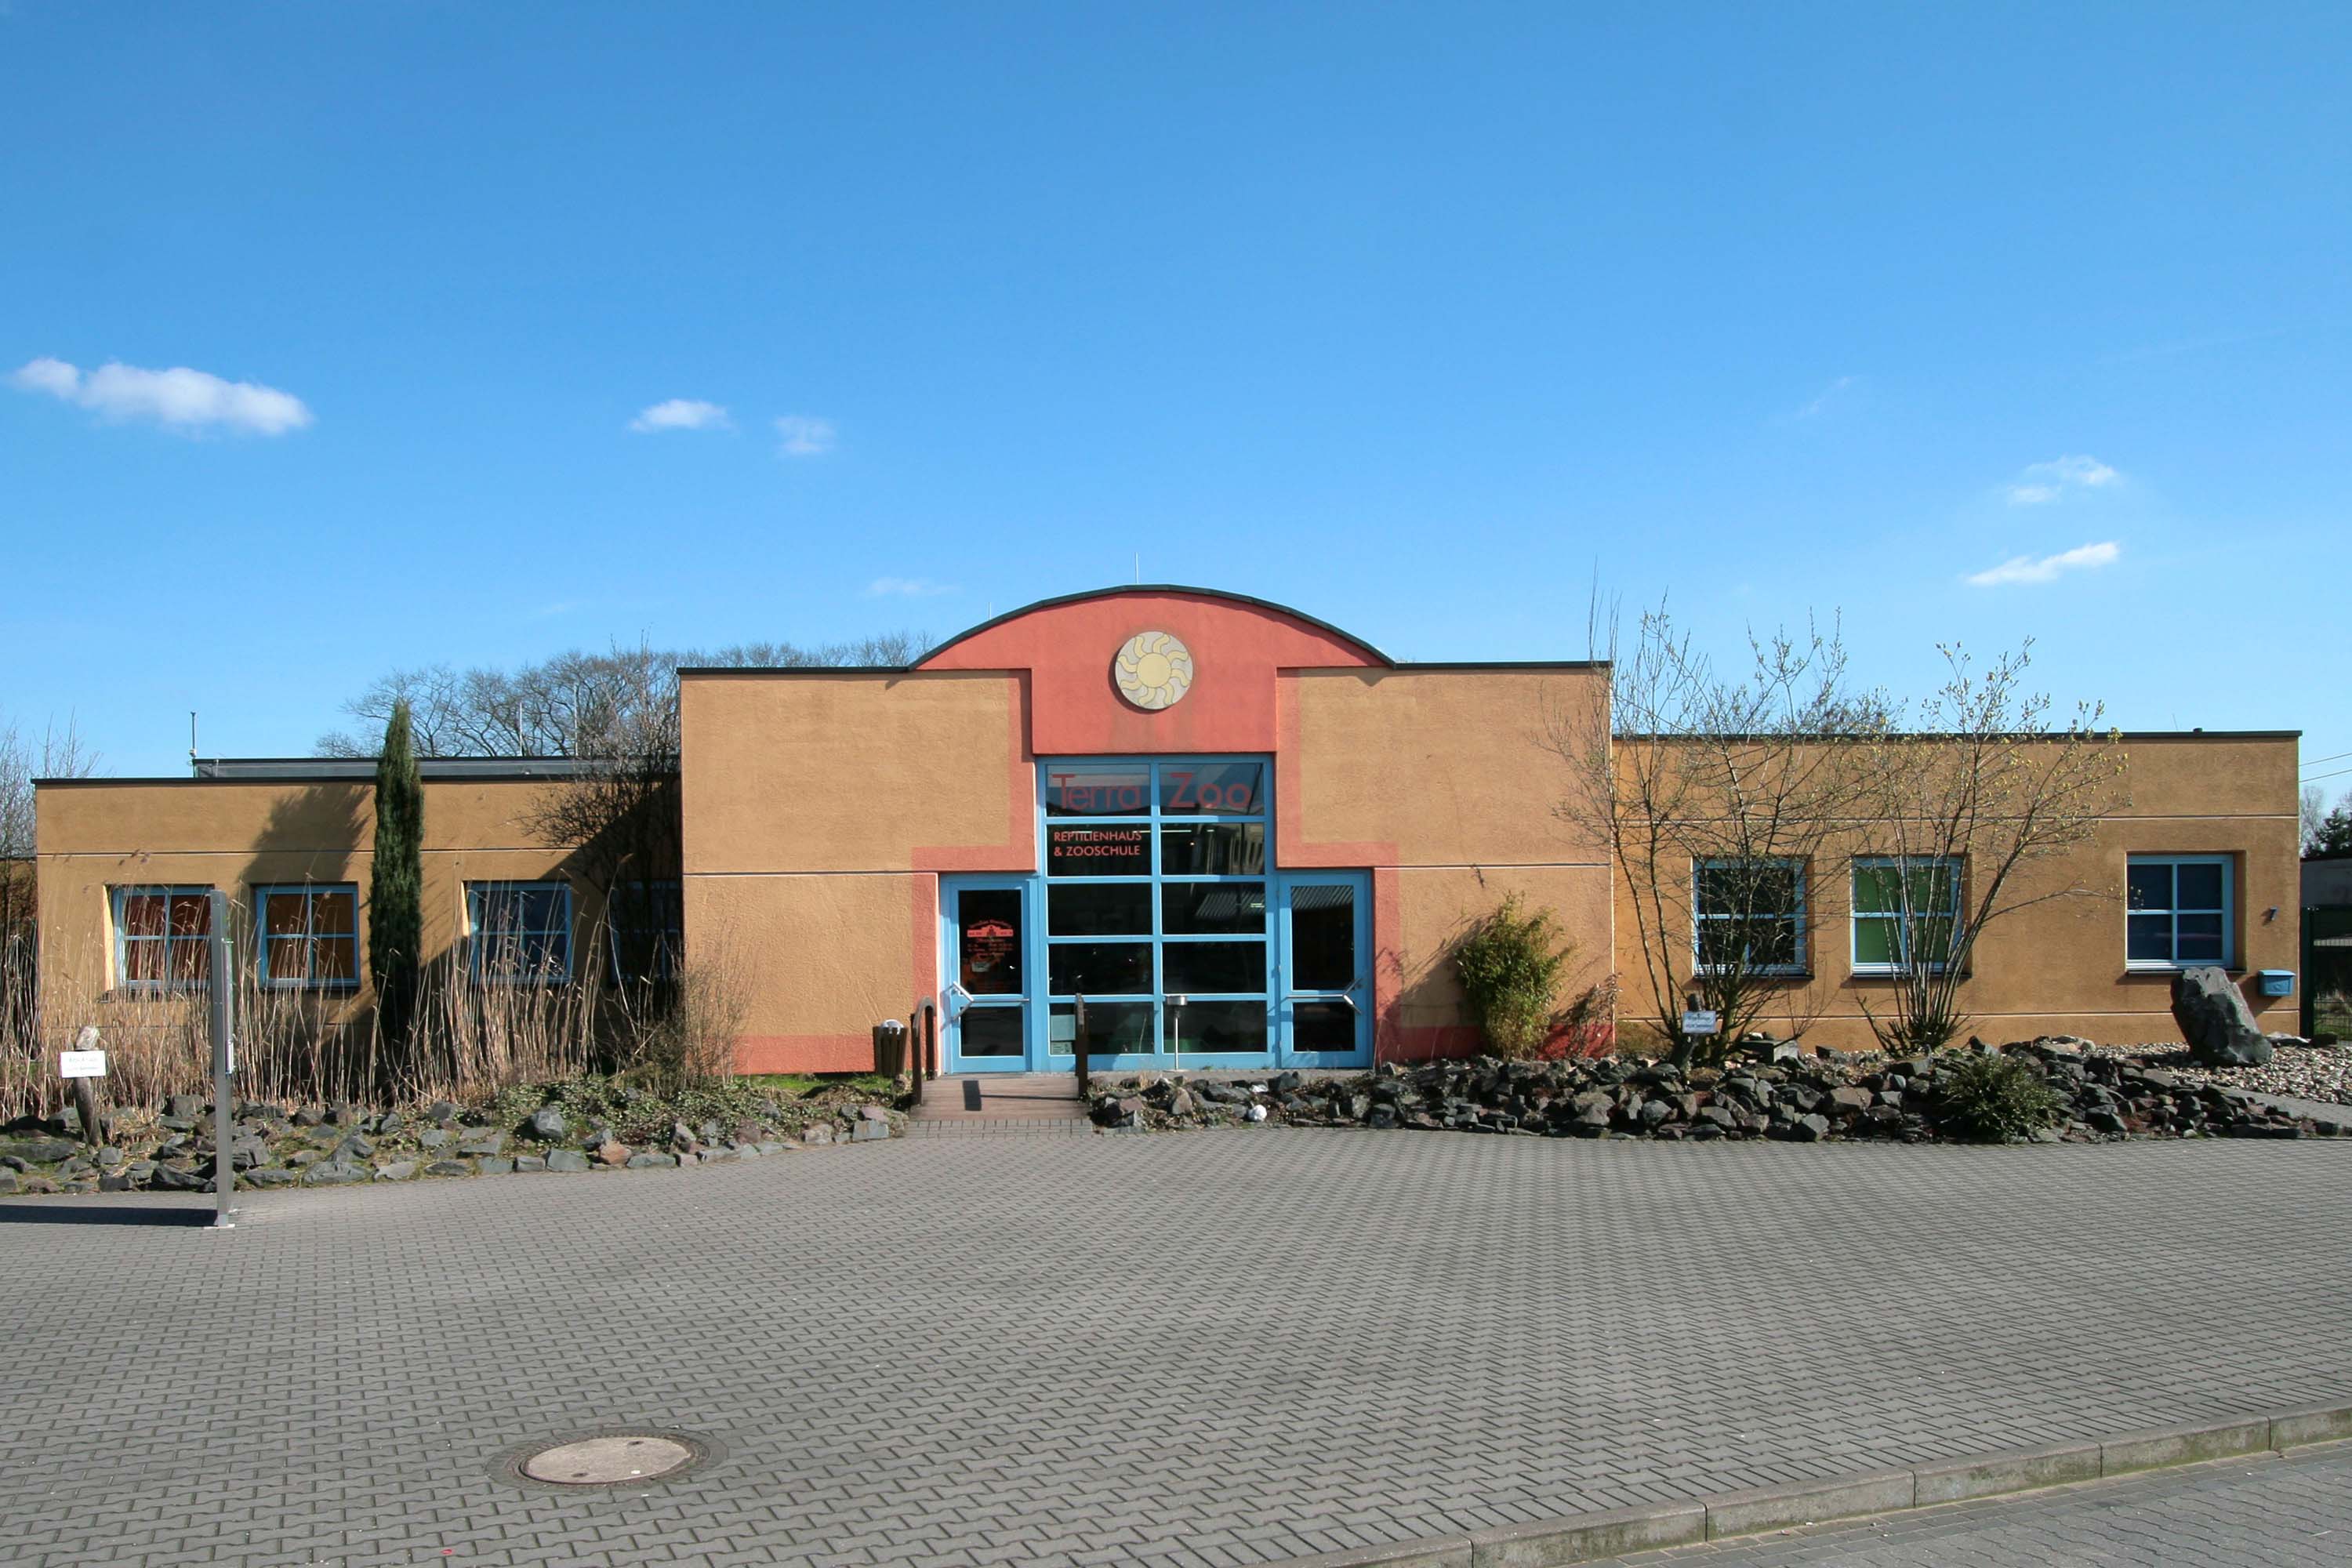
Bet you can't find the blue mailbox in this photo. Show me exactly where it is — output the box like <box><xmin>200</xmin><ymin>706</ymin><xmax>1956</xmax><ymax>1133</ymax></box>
<box><xmin>2258</xmin><ymin>969</ymin><xmax>2296</xmax><ymax>997</ymax></box>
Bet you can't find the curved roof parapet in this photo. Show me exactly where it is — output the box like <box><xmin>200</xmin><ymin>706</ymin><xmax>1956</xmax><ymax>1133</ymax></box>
<box><xmin>916</xmin><ymin>584</ymin><xmax>1392</xmax><ymax>669</ymax></box>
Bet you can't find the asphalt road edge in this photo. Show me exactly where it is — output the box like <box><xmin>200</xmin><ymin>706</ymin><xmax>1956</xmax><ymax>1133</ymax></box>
<box><xmin>1273</xmin><ymin>1402</ymin><xmax>2352</xmax><ymax>1568</ymax></box>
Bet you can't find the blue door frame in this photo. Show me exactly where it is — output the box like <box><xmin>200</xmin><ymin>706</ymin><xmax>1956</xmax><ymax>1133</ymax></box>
<box><xmin>938</xmin><ymin>864</ymin><xmax>1372</xmax><ymax>1072</ymax></box>
<box><xmin>941</xmin><ymin>877</ymin><xmax>1034</xmax><ymax>1073</ymax></box>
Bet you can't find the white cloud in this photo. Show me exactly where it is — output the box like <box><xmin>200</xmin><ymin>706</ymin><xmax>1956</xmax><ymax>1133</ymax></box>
<box><xmin>9</xmin><ymin>356</ymin><xmax>312</xmax><ymax>435</ymax></box>
<box><xmin>1966</xmin><ymin>540</ymin><xmax>2122</xmax><ymax>587</ymax></box>
<box><xmin>2005</xmin><ymin>454</ymin><xmax>2120</xmax><ymax>506</ymax></box>
<box><xmin>774</xmin><ymin>414</ymin><xmax>837</xmax><ymax>458</ymax></box>
<box><xmin>629</xmin><ymin>397</ymin><xmax>731</xmax><ymax>433</ymax></box>
<box><xmin>866</xmin><ymin>576</ymin><xmax>956</xmax><ymax>597</ymax></box>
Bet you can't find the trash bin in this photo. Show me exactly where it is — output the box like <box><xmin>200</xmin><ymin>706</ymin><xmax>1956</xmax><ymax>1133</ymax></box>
<box><xmin>872</xmin><ymin>1022</ymin><xmax>907</xmax><ymax>1076</ymax></box>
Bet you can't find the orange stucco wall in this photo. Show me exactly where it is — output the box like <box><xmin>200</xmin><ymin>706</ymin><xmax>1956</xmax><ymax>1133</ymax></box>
<box><xmin>34</xmin><ymin>777</ymin><xmax>601</xmax><ymax>1043</ymax></box>
<box><xmin>1601</xmin><ymin>734</ymin><xmax>2302</xmax><ymax>1050</ymax></box>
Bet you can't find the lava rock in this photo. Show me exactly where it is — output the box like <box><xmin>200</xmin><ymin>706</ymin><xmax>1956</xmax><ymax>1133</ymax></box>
<box><xmin>526</xmin><ymin>1105</ymin><xmax>567</xmax><ymax>1141</ymax></box>
<box><xmin>626</xmin><ymin>1152</ymin><xmax>679</xmax><ymax>1168</ymax></box>
<box><xmin>423</xmin><ymin>1159</ymin><xmax>476</xmax><ymax>1178</ymax></box>
<box><xmin>547</xmin><ymin>1149</ymin><xmax>591</xmax><ymax>1172</ymax></box>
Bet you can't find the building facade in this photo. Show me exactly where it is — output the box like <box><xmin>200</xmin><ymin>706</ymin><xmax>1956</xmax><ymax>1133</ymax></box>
<box><xmin>33</xmin><ymin>587</ymin><xmax>2303</xmax><ymax>1071</ymax></box>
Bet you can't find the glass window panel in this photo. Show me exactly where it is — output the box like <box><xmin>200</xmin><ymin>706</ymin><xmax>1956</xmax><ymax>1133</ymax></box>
<box><xmin>2176</xmin><ymin>862</ymin><xmax>2225</xmax><ymax>913</ymax></box>
<box><xmin>169</xmin><ymin>892</ymin><xmax>212</xmax><ymax>938</ymax></box>
<box><xmin>1049</xmin><ymin>941</ymin><xmax>1152</xmax><ymax>995</ymax></box>
<box><xmin>310</xmin><ymin>890</ymin><xmax>358</xmax><ymax>935</ymax></box>
<box><xmin>2127</xmin><ymin>862</ymin><xmax>2170</xmax><ymax>911</ymax></box>
<box><xmin>1156</xmin><ymin>761</ymin><xmax>1265</xmax><ymax>817</ymax></box>
<box><xmin>2127</xmin><ymin>913</ymin><xmax>2174</xmax><ymax>962</ymax></box>
<box><xmin>1913</xmin><ymin>914</ymin><xmax>1958</xmax><ymax>965</ymax></box>
<box><xmin>957</xmin><ymin>890</ymin><xmax>1024</xmax><ymax>995</ymax></box>
<box><xmin>960</xmin><ymin>1004</ymin><xmax>1025</xmax><ymax>1057</ymax></box>
<box><xmin>1161</xmin><ymin>880</ymin><xmax>1266</xmax><ymax>935</ymax></box>
<box><xmin>1049</xmin><ymin>882</ymin><xmax>1152</xmax><ymax>936</ymax></box>
<box><xmin>1753</xmin><ymin>916</ymin><xmax>1798</xmax><ymax>970</ymax></box>
<box><xmin>1290</xmin><ymin>883</ymin><xmax>1356</xmax><ymax>990</ymax></box>
<box><xmin>1046</xmin><ymin>823</ymin><xmax>1152</xmax><ymax>877</ymax></box>
<box><xmin>1050</xmin><ymin>1000</ymin><xmax>1154</xmax><ymax>1055</ymax></box>
<box><xmin>266</xmin><ymin>935</ymin><xmax>309</xmax><ymax>979</ymax></box>
<box><xmin>1162</xmin><ymin>938</ymin><xmax>1266</xmax><ymax>994</ymax></box>
<box><xmin>1167</xmin><ymin>999</ymin><xmax>1267</xmax><ymax>1052</ymax></box>
<box><xmin>1044</xmin><ymin>767</ymin><xmax>1152</xmax><ymax>818</ymax></box>
<box><xmin>121</xmin><ymin>892</ymin><xmax>168</xmax><ymax>938</ymax></box>
<box><xmin>1852</xmin><ymin>866</ymin><xmax>1900</xmax><ymax>916</ymax></box>
<box><xmin>1853</xmin><ymin>915</ymin><xmax>1899</xmax><ymax>967</ymax></box>
<box><xmin>124</xmin><ymin>936</ymin><xmax>165</xmax><ymax>984</ymax></box>
<box><xmin>2175</xmin><ymin>924</ymin><xmax>2224</xmax><ymax>960</ymax></box>
<box><xmin>263</xmin><ymin>892</ymin><xmax>310</xmax><ymax>937</ymax></box>
<box><xmin>170</xmin><ymin>933</ymin><xmax>212</xmax><ymax>985</ymax></box>
<box><xmin>1914</xmin><ymin>863</ymin><xmax>1958</xmax><ymax>912</ymax></box>
<box><xmin>1160</xmin><ymin>822</ymin><xmax>1266</xmax><ymax>875</ymax></box>
<box><xmin>314</xmin><ymin>935</ymin><xmax>358</xmax><ymax>983</ymax></box>
<box><xmin>1292</xmin><ymin>1000</ymin><xmax>1358</xmax><ymax>1052</ymax></box>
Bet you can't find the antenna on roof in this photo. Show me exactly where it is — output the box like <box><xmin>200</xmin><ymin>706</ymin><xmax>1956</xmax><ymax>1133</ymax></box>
<box><xmin>189</xmin><ymin>711</ymin><xmax>198</xmax><ymax>775</ymax></box>
<box><xmin>1134</xmin><ymin>553</ymin><xmax>1141</xmax><ymax>584</ymax></box>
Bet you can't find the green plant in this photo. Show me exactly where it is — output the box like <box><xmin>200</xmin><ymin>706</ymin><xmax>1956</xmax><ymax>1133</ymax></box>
<box><xmin>369</xmin><ymin>701</ymin><xmax>425</xmax><ymax>1059</ymax></box>
<box><xmin>1454</xmin><ymin>895</ymin><xmax>1575</xmax><ymax>1059</ymax></box>
<box><xmin>1934</xmin><ymin>1051</ymin><xmax>2067</xmax><ymax>1142</ymax></box>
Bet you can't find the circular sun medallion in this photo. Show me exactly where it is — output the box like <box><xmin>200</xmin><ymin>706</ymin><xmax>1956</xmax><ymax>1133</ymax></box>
<box><xmin>1113</xmin><ymin>630</ymin><xmax>1194</xmax><ymax>710</ymax></box>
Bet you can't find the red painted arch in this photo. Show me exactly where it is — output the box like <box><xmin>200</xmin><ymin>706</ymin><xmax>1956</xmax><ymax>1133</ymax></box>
<box><xmin>916</xmin><ymin>586</ymin><xmax>1385</xmax><ymax>756</ymax></box>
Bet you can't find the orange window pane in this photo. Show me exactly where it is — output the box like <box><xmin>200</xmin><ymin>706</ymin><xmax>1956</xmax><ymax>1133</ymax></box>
<box><xmin>171</xmin><ymin>935</ymin><xmax>212</xmax><ymax>985</ymax></box>
<box><xmin>125</xmin><ymin>937</ymin><xmax>166</xmax><ymax>984</ymax></box>
<box><xmin>314</xmin><ymin>935</ymin><xmax>358</xmax><ymax>982</ymax></box>
<box><xmin>264</xmin><ymin>892</ymin><xmax>310</xmax><ymax>938</ymax></box>
<box><xmin>267</xmin><ymin>935</ymin><xmax>310</xmax><ymax>980</ymax></box>
<box><xmin>310</xmin><ymin>891</ymin><xmax>356</xmax><ymax>935</ymax></box>
<box><xmin>169</xmin><ymin>893</ymin><xmax>212</xmax><ymax>938</ymax></box>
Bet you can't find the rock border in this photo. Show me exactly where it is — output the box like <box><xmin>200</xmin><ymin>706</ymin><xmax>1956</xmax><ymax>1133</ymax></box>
<box><xmin>1270</xmin><ymin>1403</ymin><xmax>2352</xmax><ymax>1566</ymax></box>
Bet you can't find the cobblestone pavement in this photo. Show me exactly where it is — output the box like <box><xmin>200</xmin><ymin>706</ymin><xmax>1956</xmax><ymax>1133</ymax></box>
<box><xmin>1605</xmin><ymin>1443</ymin><xmax>2352</xmax><ymax>1566</ymax></box>
<box><xmin>5</xmin><ymin>1131</ymin><xmax>2351</xmax><ymax>1568</ymax></box>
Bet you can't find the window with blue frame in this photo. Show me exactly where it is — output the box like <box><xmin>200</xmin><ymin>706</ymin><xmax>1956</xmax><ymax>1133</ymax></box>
<box><xmin>2126</xmin><ymin>855</ymin><xmax>2233</xmax><ymax>968</ymax></box>
<box><xmin>1040</xmin><ymin>758</ymin><xmax>1270</xmax><ymax>1054</ymax></box>
<box><xmin>255</xmin><ymin>883</ymin><xmax>361</xmax><ymax>989</ymax></box>
<box><xmin>112</xmin><ymin>885</ymin><xmax>213</xmax><ymax>993</ymax></box>
<box><xmin>466</xmin><ymin>880</ymin><xmax>573</xmax><ymax>984</ymax></box>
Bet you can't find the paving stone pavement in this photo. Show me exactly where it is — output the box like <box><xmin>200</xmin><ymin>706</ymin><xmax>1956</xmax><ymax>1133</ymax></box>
<box><xmin>4</xmin><ymin>1130</ymin><xmax>2351</xmax><ymax>1568</ymax></box>
<box><xmin>1602</xmin><ymin>1443</ymin><xmax>2352</xmax><ymax>1566</ymax></box>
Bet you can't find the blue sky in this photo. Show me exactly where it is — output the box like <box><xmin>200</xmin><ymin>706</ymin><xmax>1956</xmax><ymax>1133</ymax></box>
<box><xmin>5</xmin><ymin>3</ymin><xmax>2348</xmax><ymax>789</ymax></box>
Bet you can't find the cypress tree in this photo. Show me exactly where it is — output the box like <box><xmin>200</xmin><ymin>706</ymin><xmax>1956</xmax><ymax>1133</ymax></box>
<box><xmin>369</xmin><ymin>701</ymin><xmax>425</xmax><ymax>1057</ymax></box>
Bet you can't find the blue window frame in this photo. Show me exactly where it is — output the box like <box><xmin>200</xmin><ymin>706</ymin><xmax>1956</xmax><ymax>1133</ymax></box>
<box><xmin>254</xmin><ymin>883</ymin><xmax>361</xmax><ymax>990</ymax></box>
<box><xmin>2127</xmin><ymin>855</ymin><xmax>2233</xmax><ymax>969</ymax></box>
<box><xmin>1040</xmin><ymin>757</ymin><xmax>1274</xmax><ymax>1064</ymax></box>
<box><xmin>1850</xmin><ymin>858</ymin><xmax>1962</xmax><ymax>976</ymax></box>
<box><xmin>466</xmin><ymin>880</ymin><xmax>573</xmax><ymax>984</ymax></box>
<box><xmin>112</xmin><ymin>885</ymin><xmax>213</xmax><ymax>993</ymax></box>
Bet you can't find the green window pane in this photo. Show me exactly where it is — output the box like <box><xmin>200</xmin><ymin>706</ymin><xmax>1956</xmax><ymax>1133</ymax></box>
<box><xmin>1853</xmin><ymin>916</ymin><xmax>1900</xmax><ymax>967</ymax></box>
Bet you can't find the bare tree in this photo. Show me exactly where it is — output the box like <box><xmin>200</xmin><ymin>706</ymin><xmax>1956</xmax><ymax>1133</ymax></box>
<box><xmin>315</xmin><ymin>633</ymin><xmax>931</xmax><ymax>758</ymax></box>
<box><xmin>1853</xmin><ymin>641</ymin><xmax>2125</xmax><ymax>1052</ymax></box>
<box><xmin>2</xmin><ymin>715</ymin><xmax>100</xmax><ymax>1054</ymax></box>
<box><xmin>1547</xmin><ymin>601</ymin><xmax>1888</xmax><ymax>1066</ymax></box>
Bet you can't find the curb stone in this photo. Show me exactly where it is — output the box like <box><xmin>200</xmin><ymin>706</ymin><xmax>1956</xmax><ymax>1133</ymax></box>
<box><xmin>1265</xmin><ymin>1404</ymin><xmax>2352</xmax><ymax>1568</ymax></box>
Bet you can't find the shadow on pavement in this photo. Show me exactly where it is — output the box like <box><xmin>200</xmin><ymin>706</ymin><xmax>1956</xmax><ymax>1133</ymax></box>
<box><xmin>0</xmin><ymin>1201</ymin><xmax>217</xmax><ymax>1227</ymax></box>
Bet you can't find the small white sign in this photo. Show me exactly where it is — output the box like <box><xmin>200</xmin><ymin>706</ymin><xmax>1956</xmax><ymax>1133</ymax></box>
<box><xmin>60</xmin><ymin>1049</ymin><xmax>108</xmax><ymax>1080</ymax></box>
<box><xmin>1680</xmin><ymin>1010</ymin><xmax>1721</xmax><ymax>1036</ymax></box>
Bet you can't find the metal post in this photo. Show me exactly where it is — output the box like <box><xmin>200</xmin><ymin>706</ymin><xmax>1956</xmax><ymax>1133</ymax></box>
<box><xmin>922</xmin><ymin>1002</ymin><xmax>938</xmax><ymax>1080</ymax></box>
<box><xmin>1073</xmin><ymin>996</ymin><xmax>1090</xmax><ymax>1098</ymax></box>
<box><xmin>906</xmin><ymin>1014</ymin><xmax>923</xmax><ymax>1107</ymax></box>
<box><xmin>208</xmin><ymin>889</ymin><xmax>236</xmax><ymax>1230</ymax></box>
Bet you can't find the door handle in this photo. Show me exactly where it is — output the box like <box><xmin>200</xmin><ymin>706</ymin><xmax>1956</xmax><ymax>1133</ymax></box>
<box><xmin>946</xmin><ymin>982</ymin><xmax>974</xmax><ymax>1016</ymax></box>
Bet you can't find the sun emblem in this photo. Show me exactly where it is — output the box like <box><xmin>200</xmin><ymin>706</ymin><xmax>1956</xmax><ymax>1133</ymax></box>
<box><xmin>1113</xmin><ymin>630</ymin><xmax>1193</xmax><ymax>710</ymax></box>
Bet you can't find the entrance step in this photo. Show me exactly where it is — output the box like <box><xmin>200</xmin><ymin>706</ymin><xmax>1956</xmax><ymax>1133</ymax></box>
<box><xmin>904</xmin><ymin>1074</ymin><xmax>1096</xmax><ymax>1136</ymax></box>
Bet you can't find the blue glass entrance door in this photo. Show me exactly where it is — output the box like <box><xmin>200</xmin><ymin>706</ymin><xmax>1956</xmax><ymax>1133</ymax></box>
<box><xmin>943</xmin><ymin>878</ymin><xmax>1033</xmax><ymax>1071</ymax></box>
<box><xmin>1278</xmin><ymin>873</ymin><xmax>1372</xmax><ymax>1067</ymax></box>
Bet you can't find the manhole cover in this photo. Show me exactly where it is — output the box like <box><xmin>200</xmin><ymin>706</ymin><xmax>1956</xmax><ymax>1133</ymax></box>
<box><xmin>496</xmin><ymin>1428</ymin><xmax>717</xmax><ymax>1492</ymax></box>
